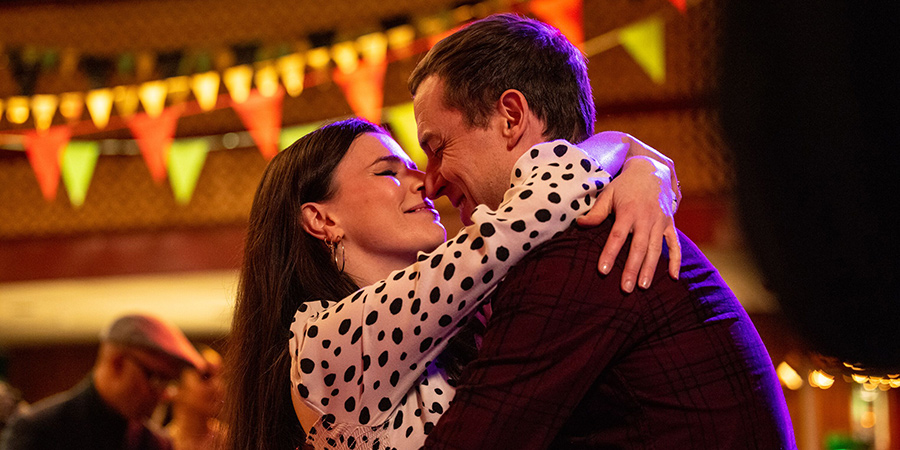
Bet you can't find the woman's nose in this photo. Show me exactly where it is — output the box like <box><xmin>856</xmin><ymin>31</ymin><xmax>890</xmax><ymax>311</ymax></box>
<box><xmin>410</xmin><ymin>169</ymin><xmax>427</xmax><ymax>193</ymax></box>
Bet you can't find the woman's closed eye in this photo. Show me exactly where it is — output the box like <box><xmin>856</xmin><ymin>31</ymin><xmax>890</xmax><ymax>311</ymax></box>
<box><xmin>375</xmin><ymin>169</ymin><xmax>398</xmax><ymax>177</ymax></box>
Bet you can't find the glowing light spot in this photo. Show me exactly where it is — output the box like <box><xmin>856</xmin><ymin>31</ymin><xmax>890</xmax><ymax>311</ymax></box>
<box><xmin>861</xmin><ymin>411</ymin><xmax>876</xmax><ymax>428</ymax></box>
<box><xmin>777</xmin><ymin>362</ymin><xmax>803</xmax><ymax>390</ymax></box>
<box><xmin>809</xmin><ymin>370</ymin><xmax>834</xmax><ymax>389</ymax></box>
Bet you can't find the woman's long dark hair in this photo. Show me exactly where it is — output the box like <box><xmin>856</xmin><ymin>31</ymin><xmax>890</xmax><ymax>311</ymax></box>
<box><xmin>224</xmin><ymin>118</ymin><xmax>378</xmax><ymax>450</ymax></box>
<box><xmin>224</xmin><ymin>117</ymin><xmax>480</xmax><ymax>450</ymax></box>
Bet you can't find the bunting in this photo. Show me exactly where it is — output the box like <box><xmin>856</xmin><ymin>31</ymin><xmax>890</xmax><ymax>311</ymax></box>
<box><xmin>333</xmin><ymin>59</ymin><xmax>388</xmax><ymax>124</ymax></box>
<box><xmin>30</xmin><ymin>94</ymin><xmax>58</xmax><ymax>131</ymax></box>
<box><xmin>277</xmin><ymin>53</ymin><xmax>306</xmax><ymax>97</ymax></box>
<box><xmin>167</xmin><ymin>138</ymin><xmax>209</xmax><ymax>205</ymax></box>
<box><xmin>231</xmin><ymin>88</ymin><xmax>284</xmax><ymax>159</ymax></box>
<box><xmin>60</xmin><ymin>141</ymin><xmax>100</xmax><ymax>207</ymax></box>
<box><xmin>85</xmin><ymin>89</ymin><xmax>114</xmax><ymax>129</ymax></box>
<box><xmin>1</xmin><ymin>0</ymin><xmax>680</xmax><ymax>207</ymax></box>
<box><xmin>668</xmin><ymin>0</ymin><xmax>687</xmax><ymax>14</ymax></box>
<box><xmin>223</xmin><ymin>65</ymin><xmax>254</xmax><ymax>104</ymax></box>
<box><xmin>138</xmin><ymin>80</ymin><xmax>169</xmax><ymax>118</ymax></box>
<box><xmin>23</xmin><ymin>126</ymin><xmax>71</xmax><ymax>200</ymax></box>
<box><xmin>618</xmin><ymin>16</ymin><xmax>666</xmax><ymax>84</ymax></box>
<box><xmin>127</xmin><ymin>106</ymin><xmax>183</xmax><ymax>183</ymax></box>
<box><xmin>6</xmin><ymin>97</ymin><xmax>29</xmax><ymax>124</ymax></box>
<box><xmin>191</xmin><ymin>71</ymin><xmax>221</xmax><ymax>111</ymax></box>
<box><xmin>385</xmin><ymin>102</ymin><xmax>426</xmax><ymax>168</ymax></box>
<box><xmin>529</xmin><ymin>0</ymin><xmax>584</xmax><ymax>46</ymax></box>
<box><xmin>58</xmin><ymin>92</ymin><xmax>85</xmax><ymax>123</ymax></box>
<box><xmin>279</xmin><ymin>122</ymin><xmax>321</xmax><ymax>151</ymax></box>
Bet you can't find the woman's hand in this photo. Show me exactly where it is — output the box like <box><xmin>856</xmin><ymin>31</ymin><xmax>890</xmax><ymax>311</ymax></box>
<box><xmin>576</xmin><ymin>135</ymin><xmax>681</xmax><ymax>292</ymax></box>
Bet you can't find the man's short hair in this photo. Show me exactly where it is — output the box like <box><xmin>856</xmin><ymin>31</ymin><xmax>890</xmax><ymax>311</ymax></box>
<box><xmin>409</xmin><ymin>13</ymin><xmax>595</xmax><ymax>143</ymax></box>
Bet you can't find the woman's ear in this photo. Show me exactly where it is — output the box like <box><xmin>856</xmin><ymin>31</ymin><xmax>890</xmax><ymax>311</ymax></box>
<box><xmin>301</xmin><ymin>202</ymin><xmax>342</xmax><ymax>241</ymax></box>
<box><xmin>497</xmin><ymin>89</ymin><xmax>529</xmax><ymax>146</ymax></box>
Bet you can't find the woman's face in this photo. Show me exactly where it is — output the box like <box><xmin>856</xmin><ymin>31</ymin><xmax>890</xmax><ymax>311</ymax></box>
<box><xmin>326</xmin><ymin>132</ymin><xmax>447</xmax><ymax>265</ymax></box>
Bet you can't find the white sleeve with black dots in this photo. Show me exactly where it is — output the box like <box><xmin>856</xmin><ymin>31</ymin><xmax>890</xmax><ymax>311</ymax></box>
<box><xmin>289</xmin><ymin>140</ymin><xmax>611</xmax><ymax>428</ymax></box>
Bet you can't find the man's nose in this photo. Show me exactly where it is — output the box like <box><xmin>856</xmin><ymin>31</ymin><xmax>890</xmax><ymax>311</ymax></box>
<box><xmin>424</xmin><ymin>168</ymin><xmax>446</xmax><ymax>200</ymax></box>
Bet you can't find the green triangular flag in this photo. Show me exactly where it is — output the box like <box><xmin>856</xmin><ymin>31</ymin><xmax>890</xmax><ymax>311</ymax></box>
<box><xmin>167</xmin><ymin>138</ymin><xmax>209</xmax><ymax>205</ymax></box>
<box><xmin>61</xmin><ymin>141</ymin><xmax>100</xmax><ymax>208</ymax></box>
<box><xmin>279</xmin><ymin>123</ymin><xmax>321</xmax><ymax>152</ymax></box>
<box><xmin>385</xmin><ymin>102</ymin><xmax>426</xmax><ymax>168</ymax></box>
<box><xmin>619</xmin><ymin>16</ymin><xmax>666</xmax><ymax>84</ymax></box>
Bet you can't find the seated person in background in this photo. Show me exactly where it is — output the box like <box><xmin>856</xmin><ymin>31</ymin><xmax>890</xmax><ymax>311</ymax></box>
<box><xmin>162</xmin><ymin>345</ymin><xmax>225</xmax><ymax>450</ymax></box>
<box><xmin>0</xmin><ymin>313</ymin><xmax>204</xmax><ymax>450</ymax></box>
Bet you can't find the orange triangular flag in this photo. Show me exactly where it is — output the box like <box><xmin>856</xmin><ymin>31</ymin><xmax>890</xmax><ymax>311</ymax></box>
<box><xmin>530</xmin><ymin>0</ymin><xmax>584</xmax><ymax>47</ymax></box>
<box><xmin>231</xmin><ymin>88</ymin><xmax>284</xmax><ymax>159</ymax></box>
<box><xmin>24</xmin><ymin>126</ymin><xmax>71</xmax><ymax>201</ymax></box>
<box><xmin>332</xmin><ymin>59</ymin><xmax>387</xmax><ymax>124</ymax></box>
<box><xmin>127</xmin><ymin>105</ymin><xmax>183</xmax><ymax>183</ymax></box>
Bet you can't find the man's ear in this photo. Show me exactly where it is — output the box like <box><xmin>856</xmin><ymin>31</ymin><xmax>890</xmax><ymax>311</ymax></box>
<box><xmin>497</xmin><ymin>89</ymin><xmax>529</xmax><ymax>145</ymax></box>
<box><xmin>301</xmin><ymin>202</ymin><xmax>343</xmax><ymax>241</ymax></box>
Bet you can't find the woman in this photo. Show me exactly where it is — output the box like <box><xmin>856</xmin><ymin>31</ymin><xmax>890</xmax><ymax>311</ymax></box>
<box><xmin>163</xmin><ymin>345</ymin><xmax>225</xmax><ymax>450</ymax></box>
<box><xmin>225</xmin><ymin>118</ymin><xmax>675</xmax><ymax>450</ymax></box>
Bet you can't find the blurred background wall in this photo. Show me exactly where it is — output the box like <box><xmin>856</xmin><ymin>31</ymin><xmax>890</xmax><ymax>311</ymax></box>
<box><xmin>1</xmin><ymin>0</ymin><xmax>897</xmax><ymax>448</ymax></box>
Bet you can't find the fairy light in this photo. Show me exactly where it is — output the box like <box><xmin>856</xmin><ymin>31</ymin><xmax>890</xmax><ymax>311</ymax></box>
<box><xmin>808</xmin><ymin>370</ymin><xmax>834</xmax><ymax>389</ymax></box>
<box><xmin>776</xmin><ymin>362</ymin><xmax>803</xmax><ymax>390</ymax></box>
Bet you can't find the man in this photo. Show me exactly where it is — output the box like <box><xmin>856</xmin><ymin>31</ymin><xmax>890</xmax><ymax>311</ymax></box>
<box><xmin>409</xmin><ymin>14</ymin><xmax>795</xmax><ymax>449</ymax></box>
<box><xmin>0</xmin><ymin>313</ymin><xmax>205</xmax><ymax>450</ymax></box>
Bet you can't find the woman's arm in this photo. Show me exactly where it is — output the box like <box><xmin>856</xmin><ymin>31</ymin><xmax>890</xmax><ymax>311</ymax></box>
<box><xmin>289</xmin><ymin>141</ymin><xmax>610</xmax><ymax>427</ymax></box>
<box><xmin>577</xmin><ymin>132</ymin><xmax>682</xmax><ymax>292</ymax></box>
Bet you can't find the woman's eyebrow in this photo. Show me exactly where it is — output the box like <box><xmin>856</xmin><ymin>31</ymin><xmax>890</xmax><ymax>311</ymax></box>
<box><xmin>369</xmin><ymin>155</ymin><xmax>404</xmax><ymax>167</ymax></box>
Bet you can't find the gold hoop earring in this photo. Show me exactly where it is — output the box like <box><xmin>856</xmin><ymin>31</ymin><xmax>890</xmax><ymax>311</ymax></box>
<box><xmin>326</xmin><ymin>238</ymin><xmax>345</xmax><ymax>273</ymax></box>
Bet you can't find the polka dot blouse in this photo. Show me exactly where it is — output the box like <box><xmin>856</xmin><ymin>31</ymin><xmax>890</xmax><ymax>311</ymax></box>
<box><xmin>289</xmin><ymin>140</ymin><xmax>611</xmax><ymax>450</ymax></box>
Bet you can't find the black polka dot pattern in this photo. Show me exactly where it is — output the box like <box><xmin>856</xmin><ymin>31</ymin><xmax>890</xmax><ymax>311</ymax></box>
<box><xmin>289</xmin><ymin>139</ymin><xmax>610</xmax><ymax>448</ymax></box>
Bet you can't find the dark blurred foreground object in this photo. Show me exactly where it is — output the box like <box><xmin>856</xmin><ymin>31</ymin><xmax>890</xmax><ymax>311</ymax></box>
<box><xmin>717</xmin><ymin>1</ymin><xmax>900</xmax><ymax>370</ymax></box>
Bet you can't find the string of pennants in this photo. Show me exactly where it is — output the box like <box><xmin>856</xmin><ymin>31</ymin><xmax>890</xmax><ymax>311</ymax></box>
<box><xmin>0</xmin><ymin>0</ymin><xmax>682</xmax><ymax>207</ymax></box>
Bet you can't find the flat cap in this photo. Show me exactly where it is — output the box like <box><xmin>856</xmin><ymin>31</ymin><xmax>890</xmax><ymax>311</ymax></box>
<box><xmin>100</xmin><ymin>313</ymin><xmax>204</xmax><ymax>370</ymax></box>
